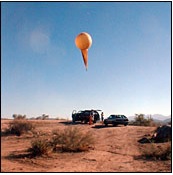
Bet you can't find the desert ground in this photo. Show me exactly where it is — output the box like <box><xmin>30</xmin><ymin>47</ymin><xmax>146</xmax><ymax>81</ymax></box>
<box><xmin>1</xmin><ymin>119</ymin><xmax>171</xmax><ymax>172</ymax></box>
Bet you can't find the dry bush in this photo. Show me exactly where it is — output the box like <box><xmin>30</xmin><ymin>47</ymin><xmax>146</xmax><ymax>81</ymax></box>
<box><xmin>27</xmin><ymin>126</ymin><xmax>95</xmax><ymax>157</ymax></box>
<box><xmin>12</xmin><ymin>114</ymin><xmax>26</xmax><ymax>120</ymax></box>
<box><xmin>130</xmin><ymin>114</ymin><xmax>161</xmax><ymax>127</ymax></box>
<box><xmin>141</xmin><ymin>142</ymin><xmax>171</xmax><ymax>160</ymax></box>
<box><xmin>51</xmin><ymin>126</ymin><xmax>95</xmax><ymax>152</ymax></box>
<box><xmin>28</xmin><ymin>138</ymin><xmax>51</xmax><ymax>157</ymax></box>
<box><xmin>5</xmin><ymin>119</ymin><xmax>35</xmax><ymax>136</ymax></box>
<box><xmin>149</xmin><ymin>121</ymin><xmax>161</xmax><ymax>127</ymax></box>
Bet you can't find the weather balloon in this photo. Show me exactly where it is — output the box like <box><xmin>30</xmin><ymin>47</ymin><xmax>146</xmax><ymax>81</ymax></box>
<box><xmin>75</xmin><ymin>32</ymin><xmax>92</xmax><ymax>70</ymax></box>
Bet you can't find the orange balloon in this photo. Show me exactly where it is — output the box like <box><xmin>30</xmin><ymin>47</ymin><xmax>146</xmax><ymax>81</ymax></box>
<box><xmin>75</xmin><ymin>32</ymin><xmax>92</xmax><ymax>70</ymax></box>
<box><xmin>75</xmin><ymin>32</ymin><xmax>92</xmax><ymax>50</ymax></box>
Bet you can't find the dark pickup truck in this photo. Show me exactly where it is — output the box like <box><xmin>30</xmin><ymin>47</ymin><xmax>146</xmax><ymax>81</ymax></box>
<box><xmin>72</xmin><ymin>110</ymin><xmax>101</xmax><ymax>123</ymax></box>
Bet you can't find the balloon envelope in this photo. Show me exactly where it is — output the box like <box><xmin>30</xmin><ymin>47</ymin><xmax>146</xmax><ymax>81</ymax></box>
<box><xmin>75</xmin><ymin>32</ymin><xmax>92</xmax><ymax>50</ymax></box>
<box><xmin>75</xmin><ymin>32</ymin><xmax>92</xmax><ymax>70</ymax></box>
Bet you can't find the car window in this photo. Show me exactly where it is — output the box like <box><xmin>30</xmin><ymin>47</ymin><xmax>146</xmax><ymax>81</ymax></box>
<box><xmin>116</xmin><ymin>115</ymin><xmax>121</xmax><ymax>118</ymax></box>
<box><xmin>108</xmin><ymin>115</ymin><xmax>114</xmax><ymax>119</ymax></box>
<box><xmin>121</xmin><ymin>115</ymin><xmax>127</xmax><ymax>118</ymax></box>
<box><xmin>85</xmin><ymin>112</ymin><xmax>90</xmax><ymax>115</ymax></box>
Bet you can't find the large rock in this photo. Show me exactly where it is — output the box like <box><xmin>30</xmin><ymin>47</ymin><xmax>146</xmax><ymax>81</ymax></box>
<box><xmin>152</xmin><ymin>125</ymin><xmax>171</xmax><ymax>143</ymax></box>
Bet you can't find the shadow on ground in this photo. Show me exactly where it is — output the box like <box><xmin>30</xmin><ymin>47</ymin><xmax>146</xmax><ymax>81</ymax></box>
<box><xmin>92</xmin><ymin>124</ymin><xmax>123</xmax><ymax>129</ymax></box>
<box><xmin>1</xmin><ymin>131</ymin><xmax>13</xmax><ymax>137</ymax></box>
<box><xmin>91</xmin><ymin>124</ymin><xmax>106</xmax><ymax>129</ymax></box>
<box><xmin>5</xmin><ymin>151</ymin><xmax>35</xmax><ymax>159</ymax></box>
<box><xmin>59</xmin><ymin>121</ymin><xmax>89</xmax><ymax>125</ymax></box>
<box><xmin>59</xmin><ymin>121</ymin><xmax>125</xmax><ymax>129</ymax></box>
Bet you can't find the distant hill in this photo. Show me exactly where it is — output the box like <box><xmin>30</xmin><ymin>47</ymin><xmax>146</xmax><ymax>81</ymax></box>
<box><xmin>128</xmin><ymin>114</ymin><xmax>171</xmax><ymax>124</ymax></box>
<box><xmin>163</xmin><ymin>118</ymin><xmax>171</xmax><ymax>123</ymax></box>
<box><xmin>151</xmin><ymin>114</ymin><xmax>171</xmax><ymax>121</ymax></box>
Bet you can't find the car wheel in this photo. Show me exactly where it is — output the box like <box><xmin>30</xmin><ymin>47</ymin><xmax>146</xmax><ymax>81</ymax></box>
<box><xmin>113</xmin><ymin>123</ymin><xmax>117</xmax><ymax>127</ymax></box>
<box><xmin>124</xmin><ymin>123</ymin><xmax>128</xmax><ymax>126</ymax></box>
<box><xmin>105</xmin><ymin>123</ymin><xmax>108</xmax><ymax>127</ymax></box>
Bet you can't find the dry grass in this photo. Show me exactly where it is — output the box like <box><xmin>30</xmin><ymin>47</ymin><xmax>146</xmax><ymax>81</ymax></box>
<box><xmin>141</xmin><ymin>142</ymin><xmax>171</xmax><ymax>160</ymax></box>
<box><xmin>1</xmin><ymin>119</ymin><xmax>171</xmax><ymax>172</ymax></box>
<box><xmin>27</xmin><ymin>126</ymin><xmax>95</xmax><ymax>157</ymax></box>
<box><xmin>3</xmin><ymin>119</ymin><xmax>35</xmax><ymax>136</ymax></box>
<box><xmin>51</xmin><ymin>126</ymin><xmax>95</xmax><ymax>152</ymax></box>
<box><xmin>28</xmin><ymin>138</ymin><xmax>51</xmax><ymax>157</ymax></box>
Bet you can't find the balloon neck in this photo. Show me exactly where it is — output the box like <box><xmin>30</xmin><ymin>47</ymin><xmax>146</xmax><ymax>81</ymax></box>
<box><xmin>81</xmin><ymin>49</ymin><xmax>88</xmax><ymax>70</ymax></box>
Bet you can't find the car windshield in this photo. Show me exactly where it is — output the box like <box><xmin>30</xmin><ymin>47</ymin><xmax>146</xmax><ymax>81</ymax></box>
<box><xmin>84</xmin><ymin>111</ymin><xmax>90</xmax><ymax>115</ymax></box>
<box><xmin>108</xmin><ymin>115</ymin><xmax>115</xmax><ymax>119</ymax></box>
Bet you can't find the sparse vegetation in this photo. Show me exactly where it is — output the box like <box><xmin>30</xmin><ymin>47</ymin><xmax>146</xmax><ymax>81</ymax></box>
<box><xmin>27</xmin><ymin>126</ymin><xmax>95</xmax><ymax>157</ymax></box>
<box><xmin>141</xmin><ymin>142</ymin><xmax>171</xmax><ymax>160</ymax></box>
<box><xmin>4</xmin><ymin>119</ymin><xmax>35</xmax><ymax>136</ymax></box>
<box><xmin>130</xmin><ymin>114</ymin><xmax>158</xmax><ymax>126</ymax></box>
<box><xmin>1</xmin><ymin>119</ymin><xmax>171</xmax><ymax>172</ymax></box>
<box><xmin>51</xmin><ymin>126</ymin><xmax>95</xmax><ymax>152</ymax></box>
<box><xmin>28</xmin><ymin>138</ymin><xmax>51</xmax><ymax>157</ymax></box>
<box><xmin>12</xmin><ymin>114</ymin><xmax>26</xmax><ymax>120</ymax></box>
<box><xmin>36</xmin><ymin>114</ymin><xmax>49</xmax><ymax>120</ymax></box>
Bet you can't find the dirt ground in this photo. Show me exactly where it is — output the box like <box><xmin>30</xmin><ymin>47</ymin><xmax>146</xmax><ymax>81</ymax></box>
<box><xmin>1</xmin><ymin>119</ymin><xmax>171</xmax><ymax>172</ymax></box>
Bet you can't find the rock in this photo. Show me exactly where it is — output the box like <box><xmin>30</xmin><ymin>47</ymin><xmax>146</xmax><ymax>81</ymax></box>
<box><xmin>138</xmin><ymin>137</ymin><xmax>151</xmax><ymax>144</ymax></box>
<box><xmin>152</xmin><ymin>125</ymin><xmax>171</xmax><ymax>143</ymax></box>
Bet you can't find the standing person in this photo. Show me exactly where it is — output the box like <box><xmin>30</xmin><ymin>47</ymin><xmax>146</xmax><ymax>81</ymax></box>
<box><xmin>101</xmin><ymin>112</ymin><xmax>104</xmax><ymax>124</ymax></box>
<box><xmin>89</xmin><ymin>110</ymin><xmax>94</xmax><ymax>125</ymax></box>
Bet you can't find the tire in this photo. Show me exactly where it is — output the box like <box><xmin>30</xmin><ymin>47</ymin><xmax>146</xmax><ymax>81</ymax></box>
<box><xmin>105</xmin><ymin>123</ymin><xmax>108</xmax><ymax>127</ymax></box>
<box><xmin>113</xmin><ymin>123</ymin><xmax>117</xmax><ymax>127</ymax></box>
<box><xmin>72</xmin><ymin>118</ymin><xmax>76</xmax><ymax>123</ymax></box>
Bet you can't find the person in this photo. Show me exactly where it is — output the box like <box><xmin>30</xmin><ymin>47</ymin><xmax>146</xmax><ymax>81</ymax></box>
<box><xmin>101</xmin><ymin>112</ymin><xmax>104</xmax><ymax>124</ymax></box>
<box><xmin>89</xmin><ymin>110</ymin><xmax>94</xmax><ymax>125</ymax></box>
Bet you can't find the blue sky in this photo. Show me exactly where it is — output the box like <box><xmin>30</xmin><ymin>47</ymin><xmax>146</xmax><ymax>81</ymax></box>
<box><xmin>2</xmin><ymin>2</ymin><xmax>171</xmax><ymax>119</ymax></box>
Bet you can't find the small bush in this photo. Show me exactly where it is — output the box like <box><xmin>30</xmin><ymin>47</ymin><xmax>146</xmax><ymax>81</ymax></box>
<box><xmin>6</xmin><ymin>119</ymin><xmax>35</xmax><ymax>136</ymax></box>
<box><xmin>12</xmin><ymin>114</ymin><xmax>26</xmax><ymax>120</ymax></box>
<box><xmin>141</xmin><ymin>142</ymin><xmax>171</xmax><ymax>160</ymax></box>
<box><xmin>51</xmin><ymin>127</ymin><xmax>95</xmax><ymax>152</ymax></box>
<box><xmin>28</xmin><ymin>138</ymin><xmax>51</xmax><ymax>157</ymax></box>
<box><xmin>130</xmin><ymin>114</ymin><xmax>159</xmax><ymax>126</ymax></box>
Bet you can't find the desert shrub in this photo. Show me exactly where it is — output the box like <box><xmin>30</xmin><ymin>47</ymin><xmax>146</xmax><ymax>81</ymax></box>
<box><xmin>6</xmin><ymin>119</ymin><xmax>35</xmax><ymax>136</ymax></box>
<box><xmin>12</xmin><ymin>114</ymin><xmax>26</xmax><ymax>120</ymax></box>
<box><xmin>28</xmin><ymin>138</ymin><xmax>51</xmax><ymax>157</ymax></box>
<box><xmin>131</xmin><ymin>114</ymin><xmax>155</xmax><ymax>126</ymax></box>
<box><xmin>141</xmin><ymin>142</ymin><xmax>171</xmax><ymax>160</ymax></box>
<box><xmin>36</xmin><ymin>114</ymin><xmax>49</xmax><ymax>120</ymax></box>
<box><xmin>51</xmin><ymin>126</ymin><xmax>95</xmax><ymax>152</ymax></box>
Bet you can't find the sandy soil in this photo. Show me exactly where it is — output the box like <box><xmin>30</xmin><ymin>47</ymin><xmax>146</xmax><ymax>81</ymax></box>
<box><xmin>1</xmin><ymin>119</ymin><xmax>171</xmax><ymax>172</ymax></box>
